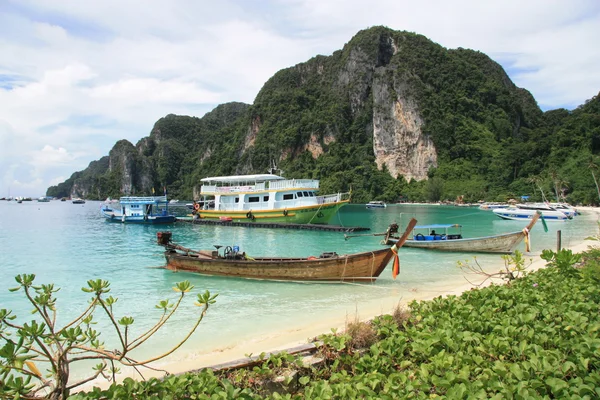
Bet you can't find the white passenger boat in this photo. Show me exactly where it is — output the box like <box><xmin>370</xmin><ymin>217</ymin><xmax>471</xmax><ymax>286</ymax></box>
<box><xmin>101</xmin><ymin>196</ymin><xmax>176</xmax><ymax>224</ymax></box>
<box><xmin>366</xmin><ymin>201</ymin><xmax>387</xmax><ymax>209</ymax></box>
<box><xmin>478</xmin><ymin>202</ymin><xmax>509</xmax><ymax>210</ymax></box>
<box><xmin>516</xmin><ymin>203</ymin><xmax>576</xmax><ymax>218</ymax></box>
<box><xmin>195</xmin><ymin>174</ymin><xmax>350</xmax><ymax>224</ymax></box>
<box><xmin>493</xmin><ymin>206</ymin><xmax>569</xmax><ymax>221</ymax></box>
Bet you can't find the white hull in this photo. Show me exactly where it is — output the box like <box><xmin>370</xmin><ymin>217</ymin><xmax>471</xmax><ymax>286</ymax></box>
<box><xmin>493</xmin><ymin>208</ymin><xmax>568</xmax><ymax>221</ymax></box>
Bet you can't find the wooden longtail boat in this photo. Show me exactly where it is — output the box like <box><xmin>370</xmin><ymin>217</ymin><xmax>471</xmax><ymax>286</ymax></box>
<box><xmin>383</xmin><ymin>213</ymin><xmax>540</xmax><ymax>254</ymax></box>
<box><xmin>156</xmin><ymin>218</ymin><xmax>417</xmax><ymax>282</ymax></box>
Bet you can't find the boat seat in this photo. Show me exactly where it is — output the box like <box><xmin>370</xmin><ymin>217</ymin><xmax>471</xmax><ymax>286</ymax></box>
<box><xmin>319</xmin><ymin>252</ymin><xmax>338</xmax><ymax>259</ymax></box>
<box><xmin>198</xmin><ymin>250</ymin><xmax>217</xmax><ymax>258</ymax></box>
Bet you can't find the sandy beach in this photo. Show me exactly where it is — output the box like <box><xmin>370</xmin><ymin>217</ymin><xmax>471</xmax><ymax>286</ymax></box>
<box><xmin>81</xmin><ymin>207</ymin><xmax>600</xmax><ymax>391</ymax></box>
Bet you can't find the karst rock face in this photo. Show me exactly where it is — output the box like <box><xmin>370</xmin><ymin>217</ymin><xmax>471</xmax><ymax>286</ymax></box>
<box><xmin>51</xmin><ymin>26</ymin><xmax>544</xmax><ymax>200</ymax></box>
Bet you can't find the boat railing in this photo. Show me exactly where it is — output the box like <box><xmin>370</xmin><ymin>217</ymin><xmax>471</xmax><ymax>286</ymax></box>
<box><xmin>268</xmin><ymin>179</ymin><xmax>319</xmax><ymax>190</ymax></box>
<box><xmin>318</xmin><ymin>192</ymin><xmax>350</xmax><ymax>204</ymax></box>
<box><xmin>119</xmin><ymin>196</ymin><xmax>168</xmax><ymax>204</ymax></box>
<box><xmin>202</xmin><ymin>179</ymin><xmax>320</xmax><ymax>194</ymax></box>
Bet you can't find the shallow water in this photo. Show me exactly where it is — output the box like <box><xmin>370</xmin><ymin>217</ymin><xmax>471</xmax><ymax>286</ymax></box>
<box><xmin>0</xmin><ymin>201</ymin><xmax>595</xmax><ymax>379</ymax></box>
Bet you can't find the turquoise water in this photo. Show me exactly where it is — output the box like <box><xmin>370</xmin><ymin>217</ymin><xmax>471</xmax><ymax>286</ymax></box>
<box><xmin>0</xmin><ymin>201</ymin><xmax>596</xmax><ymax>380</ymax></box>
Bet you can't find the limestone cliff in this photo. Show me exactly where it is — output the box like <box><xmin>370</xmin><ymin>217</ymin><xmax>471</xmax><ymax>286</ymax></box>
<box><xmin>48</xmin><ymin>26</ymin><xmax>546</xmax><ymax>203</ymax></box>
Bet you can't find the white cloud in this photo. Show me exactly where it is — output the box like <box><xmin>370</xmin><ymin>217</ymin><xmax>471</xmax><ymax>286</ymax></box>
<box><xmin>0</xmin><ymin>0</ymin><xmax>599</xmax><ymax>197</ymax></box>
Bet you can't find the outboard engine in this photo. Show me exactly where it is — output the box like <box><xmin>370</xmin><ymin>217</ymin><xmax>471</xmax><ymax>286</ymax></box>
<box><xmin>157</xmin><ymin>231</ymin><xmax>172</xmax><ymax>246</ymax></box>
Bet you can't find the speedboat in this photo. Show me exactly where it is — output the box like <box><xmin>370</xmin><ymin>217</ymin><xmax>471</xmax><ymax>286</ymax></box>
<box><xmin>366</xmin><ymin>201</ymin><xmax>387</xmax><ymax>209</ymax></box>
<box><xmin>516</xmin><ymin>203</ymin><xmax>576</xmax><ymax>218</ymax></box>
<box><xmin>493</xmin><ymin>206</ymin><xmax>569</xmax><ymax>221</ymax></box>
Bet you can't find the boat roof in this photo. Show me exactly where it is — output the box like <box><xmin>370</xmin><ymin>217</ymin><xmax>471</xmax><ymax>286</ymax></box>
<box><xmin>413</xmin><ymin>224</ymin><xmax>462</xmax><ymax>229</ymax></box>
<box><xmin>201</xmin><ymin>174</ymin><xmax>286</xmax><ymax>184</ymax></box>
<box><xmin>119</xmin><ymin>196</ymin><xmax>168</xmax><ymax>204</ymax></box>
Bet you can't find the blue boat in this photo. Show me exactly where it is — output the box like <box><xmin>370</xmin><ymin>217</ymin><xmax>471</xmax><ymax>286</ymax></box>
<box><xmin>101</xmin><ymin>196</ymin><xmax>176</xmax><ymax>224</ymax></box>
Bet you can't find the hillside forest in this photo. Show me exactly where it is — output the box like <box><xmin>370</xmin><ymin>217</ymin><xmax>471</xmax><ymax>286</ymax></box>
<box><xmin>47</xmin><ymin>26</ymin><xmax>600</xmax><ymax>205</ymax></box>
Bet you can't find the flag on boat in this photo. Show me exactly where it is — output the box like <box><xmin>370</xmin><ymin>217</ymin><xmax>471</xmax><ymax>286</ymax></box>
<box><xmin>391</xmin><ymin>242</ymin><xmax>400</xmax><ymax>279</ymax></box>
<box><xmin>541</xmin><ymin>214</ymin><xmax>548</xmax><ymax>232</ymax></box>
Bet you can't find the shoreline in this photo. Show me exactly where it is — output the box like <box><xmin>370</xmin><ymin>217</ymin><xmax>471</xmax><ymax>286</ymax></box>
<box><xmin>81</xmin><ymin>207</ymin><xmax>600</xmax><ymax>391</ymax></box>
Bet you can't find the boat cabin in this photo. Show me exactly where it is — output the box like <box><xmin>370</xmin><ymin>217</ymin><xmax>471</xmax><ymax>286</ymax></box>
<box><xmin>411</xmin><ymin>224</ymin><xmax>463</xmax><ymax>241</ymax></box>
<box><xmin>119</xmin><ymin>196</ymin><xmax>170</xmax><ymax>217</ymax></box>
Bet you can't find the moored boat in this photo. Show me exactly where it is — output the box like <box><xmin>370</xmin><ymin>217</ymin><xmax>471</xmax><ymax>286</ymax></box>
<box><xmin>383</xmin><ymin>213</ymin><xmax>540</xmax><ymax>253</ymax></box>
<box><xmin>194</xmin><ymin>174</ymin><xmax>350</xmax><ymax>224</ymax></box>
<box><xmin>493</xmin><ymin>206</ymin><xmax>569</xmax><ymax>221</ymax></box>
<box><xmin>72</xmin><ymin>198</ymin><xmax>85</xmax><ymax>204</ymax></box>
<box><xmin>101</xmin><ymin>196</ymin><xmax>176</xmax><ymax>224</ymax></box>
<box><xmin>156</xmin><ymin>219</ymin><xmax>417</xmax><ymax>282</ymax></box>
<box><xmin>478</xmin><ymin>202</ymin><xmax>509</xmax><ymax>210</ymax></box>
<box><xmin>366</xmin><ymin>201</ymin><xmax>387</xmax><ymax>209</ymax></box>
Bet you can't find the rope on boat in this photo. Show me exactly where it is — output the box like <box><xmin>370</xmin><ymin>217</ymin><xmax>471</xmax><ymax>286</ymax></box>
<box><xmin>522</xmin><ymin>227</ymin><xmax>531</xmax><ymax>252</ymax></box>
<box><xmin>340</xmin><ymin>255</ymin><xmax>349</xmax><ymax>282</ymax></box>
<box><xmin>307</xmin><ymin>203</ymin><xmax>325</xmax><ymax>225</ymax></box>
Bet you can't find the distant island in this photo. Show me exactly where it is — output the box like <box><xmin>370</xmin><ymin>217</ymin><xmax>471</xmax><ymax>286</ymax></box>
<box><xmin>47</xmin><ymin>26</ymin><xmax>600</xmax><ymax>205</ymax></box>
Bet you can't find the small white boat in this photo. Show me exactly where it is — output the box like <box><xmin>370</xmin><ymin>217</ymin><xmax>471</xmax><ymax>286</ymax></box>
<box><xmin>366</xmin><ymin>201</ymin><xmax>387</xmax><ymax>209</ymax></box>
<box><xmin>478</xmin><ymin>202</ymin><xmax>509</xmax><ymax>210</ymax></box>
<box><xmin>169</xmin><ymin>199</ymin><xmax>180</xmax><ymax>204</ymax></box>
<box><xmin>72</xmin><ymin>198</ymin><xmax>85</xmax><ymax>204</ymax></box>
<box><xmin>493</xmin><ymin>206</ymin><xmax>569</xmax><ymax>221</ymax></box>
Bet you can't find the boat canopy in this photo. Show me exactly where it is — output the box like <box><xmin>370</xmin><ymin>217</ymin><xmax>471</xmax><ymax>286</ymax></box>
<box><xmin>201</xmin><ymin>174</ymin><xmax>285</xmax><ymax>184</ymax></box>
<box><xmin>413</xmin><ymin>224</ymin><xmax>462</xmax><ymax>229</ymax></box>
<box><xmin>119</xmin><ymin>196</ymin><xmax>168</xmax><ymax>205</ymax></box>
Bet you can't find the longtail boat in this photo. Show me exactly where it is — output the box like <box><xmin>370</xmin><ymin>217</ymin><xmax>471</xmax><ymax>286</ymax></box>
<box><xmin>382</xmin><ymin>213</ymin><xmax>540</xmax><ymax>254</ymax></box>
<box><xmin>156</xmin><ymin>218</ymin><xmax>417</xmax><ymax>282</ymax></box>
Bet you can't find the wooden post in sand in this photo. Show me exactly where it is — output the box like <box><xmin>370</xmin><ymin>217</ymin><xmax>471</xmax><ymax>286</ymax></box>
<box><xmin>557</xmin><ymin>230</ymin><xmax>562</xmax><ymax>251</ymax></box>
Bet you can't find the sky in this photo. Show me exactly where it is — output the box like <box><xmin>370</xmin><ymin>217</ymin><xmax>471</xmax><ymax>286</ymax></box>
<box><xmin>1</xmin><ymin>0</ymin><xmax>599</xmax><ymax>198</ymax></box>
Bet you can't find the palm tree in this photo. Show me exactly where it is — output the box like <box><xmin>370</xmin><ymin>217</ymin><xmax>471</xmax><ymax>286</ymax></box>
<box><xmin>589</xmin><ymin>157</ymin><xmax>600</xmax><ymax>204</ymax></box>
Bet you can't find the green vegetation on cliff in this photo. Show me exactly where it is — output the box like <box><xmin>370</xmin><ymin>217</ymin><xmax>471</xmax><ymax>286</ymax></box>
<box><xmin>47</xmin><ymin>26</ymin><xmax>600</xmax><ymax>205</ymax></box>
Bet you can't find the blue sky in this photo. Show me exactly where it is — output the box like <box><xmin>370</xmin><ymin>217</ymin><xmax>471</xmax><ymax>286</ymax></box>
<box><xmin>1</xmin><ymin>0</ymin><xmax>599</xmax><ymax>198</ymax></box>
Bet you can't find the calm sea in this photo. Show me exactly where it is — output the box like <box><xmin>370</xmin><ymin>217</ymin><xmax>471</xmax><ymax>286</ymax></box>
<box><xmin>0</xmin><ymin>201</ymin><xmax>595</xmax><ymax>380</ymax></box>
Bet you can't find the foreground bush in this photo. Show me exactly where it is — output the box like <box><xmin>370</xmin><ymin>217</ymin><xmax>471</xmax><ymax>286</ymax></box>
<box><xmin>0</xmin><ymin>276</ymin><xmax>216</xmax><ymax>400</ymax></box>
<box><xmin>70</xmin><ymin>249</ymin><xmax>600</xmax><ymax>399</ymax></box>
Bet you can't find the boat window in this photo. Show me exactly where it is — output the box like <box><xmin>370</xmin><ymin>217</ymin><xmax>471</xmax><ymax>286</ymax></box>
<box><xmin>263</xmin><ymin>196</ymin><xmax>269</xmax><ymax>202</ymax></box>
<box><xmin>303</xmin><ymin>191</ymin><xmax>309</xmax><ymax>197</ymax></box>
<box><xmin>283</xmin><ymin>194</ymin><xmax>294</xmax><ymax>200</ymax></box>
<box><xmin>309</xmin><ymin>192</ymin><xmax>316</xmax><ymax>197</ymax></box>
<box><xmin>235</xmin><ymin>197</ymin><xmax>239</xmax><ymax>203</ymax></box>
<box><xmin>248</xmin><ymin>196</ymin><xmax>260</xmax><ymax>203</ymax></box>
<box><xmin>297</xmin><ymin>192</ymin><xmax>304</xmax><ymax>197</ymax></box>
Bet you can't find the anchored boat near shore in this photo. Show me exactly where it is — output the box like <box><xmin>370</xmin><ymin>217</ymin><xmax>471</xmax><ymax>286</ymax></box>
<box><xmin>101</xmin><ymin>196</ymin><xmax>176</xmax><ymax>224</ymax></box>
<box><xmin>381</xmin><ymin>213</ymin><xmax>540</xmax><ymax>253</ymax></box>
<box><xmin>194</xmin><ymin>174</ymin><xmax>350</xmax><ymax>224</ymax></box>
<box><xmin>156</xmin><ymin>219</ymin><xmax>417</xmax><ymax>282</ymax></box>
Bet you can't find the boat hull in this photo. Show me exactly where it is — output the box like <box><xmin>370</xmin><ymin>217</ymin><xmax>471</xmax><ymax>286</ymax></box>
<box><xmin>197</xmin><ymin>201</ymin><xmax>348</xmax><ymax>225</ymax></box>
<box><xmin>493</xmin><ymin>208</ymin><xmax>568</xmax><ymax>221</ymax></box>
<box><xmin>164</xmin><ymin>246</ymin><xmax>392</xmax><ymax>282</ymax></box>
<box><xmin>101</xmin><ymin>209</ymin><xmax>176</xmax><ymax>224</ymax></box>
<box><xmin>390</xmin><ymin>231</ymin><xmax>527</xmax><ymax>254</ymax></box>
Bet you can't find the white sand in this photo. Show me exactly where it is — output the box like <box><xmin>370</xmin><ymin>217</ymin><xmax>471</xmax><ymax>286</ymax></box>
<box><xmin>81</xmin><ymin>207</ymin><xmax>600</xmax><ymax>390</ymax></box>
